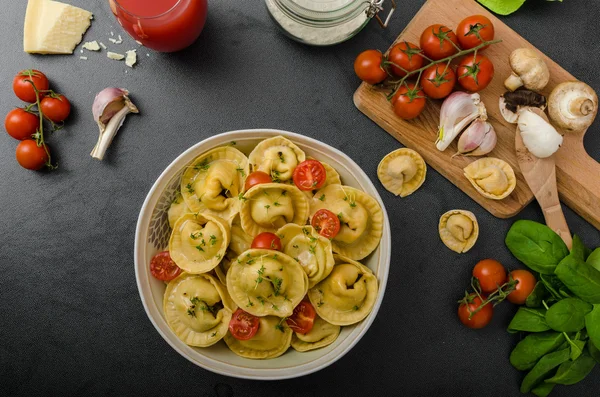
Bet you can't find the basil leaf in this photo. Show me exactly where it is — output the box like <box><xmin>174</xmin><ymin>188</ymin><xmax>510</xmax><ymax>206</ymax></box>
<box><xmin>520</xmin><ymin>348</ymin><xmax>570</xmax><ymax>393</ymax></box>
<box><xmin>477</xmin><ymin>0</ymin><xmax>526</xmax><ymax>15</ymax></box>
<box><xmin>531</xmin><ymin>382</ymin><xmax>555</xmax><ymax>397</ymax></box>
<box><xmin>585</xmin><ymin>304</ymin><xmax>600</xmax><ymax>350</ymax></box>
<box><xmin>587</xmin><ymin>248</ymin><xmax>600</xmax><ymax>272</ymax></box>
<box><xmin>570</xmin><ymin>340</ymin><xmax>586</xmax><ymax>361</ymax></box>
<box><xmin>589</xmin><ymin>340</ymin><xmax>600</xmax><ymax>364</ymax></box>
<box><xmin>505</xmin><ymin>220</ymin><xmax>569</xmax><ymax>274</ymax></box>
<box><xmin>555</xmin><ymin>255</ymin><xmax>600</xmax><ymax>303</ymax></box>
<box><xmin>540</xmin><ymin>274</ymin><xmax>568</xmax><ymax>301</ymax></box>
<box><xmin>526</xmin><ymin>281</ymin><xmax>548</xmax><ymax>308</ymax></box>
<box><xmin>571</xmin><ymin>235</ymin><xmax>586</xmax><ymax>261</ymax></box>
<box><xmin>510</xmin><ymin>332</ymin><xmax>565</xmax><ymax>371</ymax></box>
<box><xmin>545</xmin><ymin>298</ymin><xmax>593</xmax><ymax>332</ymax></box>
<box><xmin>508</xmin><ymin>307</ymin><xmax>550</xmax><ymax>333</ymax></box>
<box><xmin>545</xmin><ymin>353</ymin><xmax>596</xmax><ymax>385</ymax></box>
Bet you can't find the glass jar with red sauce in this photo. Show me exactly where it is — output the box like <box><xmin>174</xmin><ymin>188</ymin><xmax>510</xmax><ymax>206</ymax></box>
<box><xmin>109</xmin><ymin>0</ymin><xmax>208</xmax><ymax>52</ymax></box>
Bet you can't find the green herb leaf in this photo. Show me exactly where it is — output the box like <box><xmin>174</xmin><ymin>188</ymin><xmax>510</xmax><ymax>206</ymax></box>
<box><xmin>585</xmin><ymin>304</ymin><xmax>600</xmax><ymax>350</ymax></box>
<box><xmin>555</xmin><ymin>255</ymin><xmax>600</xmax><ymax>303</ymax></box>
<box><xmin>520</xmin><ymin>348</ymin><xmax>570</xmax><ymax>393</ymax></box>
<box><xmin>540</xmin><ymin>274</ymin><xmax>569</xmax><ymax>301</ymax></box>
<box><xmin>318</xmin><ymin>194</ymin><xmax>325</xmax><ymax>201</ymax></box>
<box><xmin>510</xmin><ymin>331</ymin><xmax>565</xmax><ymax>371</ymax></box>
<box><xmin>587</xmin><ymin>248</ymin><xmax>600</xmax><ymax>272</ymax></box>
<box><xmin>508</xmin><ymin>307</ymin><xmax>550</xmax><ymax>333</ymax></box>
<box><xmin>477</xmin><ymin>0</ymin><xmax>526</xmax><ymax>16</ymax></box>
<box><xmin>570</xmin><ymin>340</ymin><xmax>587</xmax><ymax>361</ymax></box>
<box><xmin>531</xmin><ymin>382</ymin><xmax>555</xmax><ymax>397</ymax></box>
<box><xmin>544</xmin><ymin>353</ymin><xmax>596</xmax><ymax>385</ymax></box>
<box><xmin>588</xmin><ymin>340</ymin><xmax>600</xmax><ymax>364</ymax></box>
<box><xmin>526</xmin><ymin>281</ymin><xmax>548</xmax><ymax>308</ymax></box>
<box><xmin>545</xmin><ymin>298</ymin><xmax>593</xmax><ymax>332</ymax></box>
<box><xmin>570</xmin><ymin>235</ymin><xmax>587</xmax><ymax>262</ymax></box>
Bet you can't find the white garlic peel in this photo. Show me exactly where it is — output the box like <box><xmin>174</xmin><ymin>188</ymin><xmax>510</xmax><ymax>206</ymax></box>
<box><xmin>456</xmin><ymin>119</ymin><xmax>497</xmax><ymax>156</ymax></box>
<box><xmin>436</xmin><ymin>92</ymin><xmax>487</xmax><ymax>151</ymax></box>
<box><xmin>517</xmin><ymin>109</ymin><xmax>563</xmax><ymax>158</ymax></box>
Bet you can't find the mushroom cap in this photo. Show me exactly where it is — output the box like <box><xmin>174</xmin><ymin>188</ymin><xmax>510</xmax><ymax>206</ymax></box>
<box><xmin>548</xmin><ymin>81</ymin><xmax>598</xmax><ymax>133</ymax></box>
<box><xmin>508</xmin><ymin>48</ymin><xmax>550</xmax><ymax>91</ymax></box>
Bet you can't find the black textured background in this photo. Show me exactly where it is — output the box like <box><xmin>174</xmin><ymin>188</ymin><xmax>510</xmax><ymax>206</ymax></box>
<box><xmin>1</xmin><ymin>1</ymin><xmax>600</xmax><ymax>396</ymax></box>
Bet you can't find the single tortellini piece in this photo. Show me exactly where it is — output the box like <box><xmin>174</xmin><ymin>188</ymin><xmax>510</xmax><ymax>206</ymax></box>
<box><xmin>169</xmin><ymin>213</ymin><xmax>231</xmax><ymax>273</ymax></box>
<box><xmin>377</xmin><ymin>148</ymin><xmax>426</xmax><ymax>197</ymax></box>
<box><xmin>168</xmin><ymin>192</ymin><xmax>191</xmax><ymax>229</ymax></box>
<box><xmin>181</xmin><ymin>146</ymin><xmax>250</xmax><ymax>221</ymax></box>
<box><xmin>308</xmin><ymin>254</ymin><xmax>378</xmax><ymax>326</ymax></box>
<box><xmin>248</xmin><ymin>136</ymin><xmax>305</xmax><ymax>183</ymax></box>
<box><xmin>163</xmin><ymin>273</ymin><xmax>237</xmax><ymax>347</ymax></box>
<box><xmin>215</xmin><ymin>218</ymin><xmax>253</xmax><ymax>284</ymax></box>
<box><xmin>277</xmin><ymin>224</ymin><xmax>334</xmax><ymax>288</ymax></box>
<box><xmin>240</xmin><ymin>183</ymin><xmax>309</xmax><ymax>236</ymax></box>
<box><xmin>291</xmin><ymin>315</ymin><xmax>341</xmax><ymax>352</ymax></box>
<box><xmin>438</xmin><ymin>209</ymin><xmax>479</xmax><ymax>253</ymax></box>
<box><xmin>310</xmin><ymin>185</ymin><xmax>383</xmax><ymax>260</ymax></box>
<box><xmin>463</xmin><ymin>157</ymin><xmax>516</xmax><ymax>200</ymax></box>
<box><xmin>224</xmin><ymin>316</ymin><xmax>292</xmax><ymax>359</ymax></box>
<box><xmin>226</xmin><ymin>249</ymin><xmax>309</xmax><ymax>318</ymax></box>
<box><xmin>303</xmin><ymin>157</ymin><xmax>342</xmax><ymax>199</ymax></box>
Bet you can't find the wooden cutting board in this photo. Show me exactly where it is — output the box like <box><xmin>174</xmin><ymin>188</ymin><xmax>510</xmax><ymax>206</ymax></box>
<box><xmin>354</xmin><ymin>0</ymin><xmax>600</xmax><ymax>229</ymax></box>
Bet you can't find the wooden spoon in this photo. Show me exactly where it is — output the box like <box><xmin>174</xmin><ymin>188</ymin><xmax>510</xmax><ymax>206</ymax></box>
<box><xmin>515</xmin><ymin>108</ymin><xmax>573</xmax><ymax>249</ymax></box>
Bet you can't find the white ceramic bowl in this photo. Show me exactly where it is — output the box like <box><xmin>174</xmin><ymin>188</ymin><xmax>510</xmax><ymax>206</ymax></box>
<box><xmin>135</xmin><ymin>129</ymin><xmax>391</xmax><ymax>380</ymax></box>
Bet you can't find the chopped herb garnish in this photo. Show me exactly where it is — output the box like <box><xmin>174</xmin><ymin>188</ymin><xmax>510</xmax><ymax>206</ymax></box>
<box><xmin>190</xmin><ymin>232</ymin><xmax>203</xmax><ymax>240</ymax></box>
<box><xmin>278</xmin><ymin>151</ymin><xmax>285</xmax><ymax>163</ymax></box>
<box><xmin>280</xmin><ymin>190</ymin><xmax>287</xmax><ymax>196</ymax></box>
<box><xmin>210</xmin><ymin>331</ymin><xmax>217</xmax><ymax>337</ymax></box>
<box><xmin>318</xmin><ymin>194</ymin><xmax>325</xmax><ymax>201</ymax></box>
<box><xmin>271</xmin><ymin>253</ymin><xmax>278</xmax><ymax>260</ymax></box>
<box><xmin>292</xmin><ymin>244</ymin><xmax>299</xmax><ymax>249</ymax></box>
<box><xmin>264</xmin><ymin>204</ymin><xmax>271</xmax><ymax>210</ymax></box>
<box><xmin>246</xmin><ymin>298</ymin><xmax>254</xmax><ymax>307</ymax></box>
<box><xmin>246</xmin><ymin>258</ymin><xmax>255</xmax><ymax>265</ymax></box>
<box><xmin>185</xmin><ymin>183</ymin><xmax>195</xmax><ymax>194</ymax></box>
<box><xmin>317</xmin><ymin>300</ymin><xmax>324</xmax><ymax>307</ymax></box>
<box><xmin>236</xmin><ymin>167</ymin><xmax>246</xmax><ymax>177</ymax></box>
<box><xmin>209</xmin><ymin>235</ymin><xmax>217</xmax><ymax>246</ymax></box>
<box><xmin>343</xmin><ymin>196</ymin><xmax>348</xmax><ymax>201</ymax></box>
<box><xmin>194</xmin><ymin>158</ymin><xmax>211</xmax><ymax>171</ymax></box>
<box><xmin>272</xmin><ymin>276</ymin><xmax>283</xmax><ymax>296</ymax></box>
<box><xmin>255</xmin><ymin>265</ymin><xmax>266</xmax><ymax>285</ymax></box>
<box><xmin>272</xmin><ymin>304</ymin><xmax>279</xmax><ymax>311</ymax></box>
<box><xmin>257</xmin><ymin>296</ymin><xmax>265</xmax><ymax>305</ymax></box>
<box><xmin>350</xmin><ymin>201</ymin><xmax>357</xmax><ymax>208</ymax></box>
<box><xmin>187</xmin><ymin>308</ymin><xmax>196</xmax><ymax>317</ymax></box>
<box><xmin>353</xmin><ymin>305</ymin><xmax>359</xmax><ymax>311</ymax></box>
<box><xmin>195</xmin><ymin>245</ymin><xmax>205</xmax><ymax>252</ymax></box>
<box><xmin>215</xmin><ymin>254</ymin><xmax>222</xmax><ymax>260</ymax></box>
<box><xmin>229</xmin><ymin>141</ymin><xmax>237</xmax><ymax>146</ymax></box>
<box><xmin>275</xmin><ymin>317</ymin><xmax>286</xmax><ymax>332</ymax></box>
<box><xmin>273</xmin><ymin>201</ymin><xmax>281</xmax><ymax>207</ymax></box>
<box><xmin>337</xmin><ymin>213</ymin><xmax>344</xmax><ymax>222</ymax></box>
<box><xmin>309</xmin><ymin>245</ymin><xmax>316</xmax><ymax>254</ymax></box>
<box><xmin>238</xmin><ymin>193</ymin><xmax>247</xmax><ymax>201</ymax></box>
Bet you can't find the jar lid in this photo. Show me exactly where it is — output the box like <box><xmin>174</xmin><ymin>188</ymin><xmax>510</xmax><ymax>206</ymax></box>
<box><xmin>275</xmin><ymin>0</ymin><xmax>369</xmax><ymax>26</ymax></box>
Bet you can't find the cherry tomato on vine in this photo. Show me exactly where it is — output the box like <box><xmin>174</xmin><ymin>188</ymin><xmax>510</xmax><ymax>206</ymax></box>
<box><xmin>473</xmin><ymin>259</ymin><xmax>507</xmax><ymax>294</ymax></box>
<box><xmin>457</xmin><ymin>54</ymin><xmax>494</xmax><ymax>92</ymax></box>
<box><xmin>286</xmin><ymin>301</ymin><xmax>317</xmax><ymax>334</ymax></box>
<box><xmin>420</xmin><ymin>24</ymin><xmax>459</xmax><ymax>60</ymax></box>
<box><xmin>229</xmin><ymin>308</ymin><xmax>260</xmax><ymax>340</ymax></box>
<box><xmin>13</xmin><ymin>70</ymin><xmax>49</xmax><ymax>103</ymax></box>
<box><xmin>507</xmin><ymin>269</ymin><xmax>536</xmax><ymax>305</ymax></box>
<box><xmin>392</xmin><ymin>83</ymin><xmax>426</xmax><ymax>120</ymax></box>
<box><xmin>5</xmin><ymin>108</ymin><xmax>38</xmax><ymax>140</ymax></box>
<box><xmin>251</xmin><ymin>232</ymin><xmax>282</xmax><ymax>251</ymax></box>
<box><xmin>40</xmin><ymin>95</ymin><xmax>71</xmax><ymax>123</ymax></box>
<box><xmin>456</xmin><ymin>15</ymin><xmax>495</xmax><ymax>51</ymax></box>
<box><xmin>149</xmin><ymin>251</ymin><xmax>182</xmax><ymax>281</ymax></box>
<box><xmin>244</xmin><ymin>171</ymin><xmax>272</xmax><ymax>191</ymax></box>
<box><xmin>354</xmin><ymin>50</ymin><xmax>387</xmax><ymax>85</ymax></box>
<box><xmin>15</xmin><ymin>139</ymin><xmax>49</xmax><ymax>171</ymax></box>
<box><xmin>293</xmin><ymin>160</ymin><xmax>326</xmax><ymax>191</ymax></box>
<box><xmin>311</xmin><ymin>209</ymin><xmax>340</xmax><ymax>239</ymax></box>
<box><xmin>388</xmin><ymin>41</ymin><xmax>424</xmax><ymax>77</ymax></box>
<box><xmin>458</xmin><ymin>293</ymin><xmax>493</xmax><ymax>329</ymax></box>
<box><xmin>421</xmin><ymin>64</ymin><xmax>456</xmax><ymax>99</ymax></box>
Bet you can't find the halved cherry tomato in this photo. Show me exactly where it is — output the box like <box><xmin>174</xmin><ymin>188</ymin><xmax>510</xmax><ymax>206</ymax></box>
<box><xmin>456</xmin><ymin>15</ymin><xmax>494</xmax><ymax>51</ymax></box>
<box><xmin>293</xmin><ymin>160</ymin><xmax>327</xmax><ymax>191</ymax></box>
<box><xmin>457</xmin><ymin>54</ymin><xmax>494</xmax><ymax>92</ymax></box>
<box><xmin>15</xmin><ymin>139</ymin><xmax>49</xmax><ymax>170</ymax></box>
<box><xmin>458</xmin><ymin>293</ymin><xmax>493</xmax><ymax>329</ymax></box>
<box><xmin>286</xmin><ymin>301</ymin><xmax>316</xmax><ymax>334</ymax></box>
<box><xmin>251</xmin><ymin>232</ymin><xmax>282</xmax><ymax>251</ymax></box>
<box><xmin>420</xmin><ymin>25</ymin><xmax>459</xmax><ymax>60</ymax></box>
<box><xmin>229</xmin><ymin>308</ymin><xmax>260</xmax><ymax>340</ymax></box>
<box><xmin>354</xmin><ymin>49</ymin><xmax>387</xmax><ymax>85</ymax></box>
<box><xmin>5</xmin><ymin>108</ymin><xmax>38</xmax><ymax>140</ymax></box>
<box><xmin>311</xmin><ymin>209</ymin><xmax>341</xmax><ymax>239</ymax></box>
<box><xmin>40</xmin><ymin>94</ymin><xmax>71</xmax><ymax>123</ymax></box>
<box><xmin>473</xmin><ymin>259</ymin><xmax>507</xmax><ymax>294</ymax></box>
<box><xmin>507</xmin><ymin>269</ymin><xmax>537</xmax><ymax>305</ymax></box>
<box><xmin>149</xmin><ymin>251</ymin><xmax>182</xmax><ymax>281</ymax></box>
<box><xmin>388</xmin><ymin>41</ymin><xmax>424</xmax><ymax>77</ymax></box>
<box><xmin>392</xmin><ymin>83</ymin><xmax>426</xmax><ymax>120</ymax></box>
<box><xmin>13</xmin><ymin>70</ymin><xmax>49</xmax><ymax>103</ymax></box>
<box><xmin>244</xmin><ymin>171</ymin><xmax>272</xmax><ymax>191</ymax></box>
<box><xmin>421</xmin><ymin>64</ymin><xmax>456</xmax><ymax>99</ymax></box>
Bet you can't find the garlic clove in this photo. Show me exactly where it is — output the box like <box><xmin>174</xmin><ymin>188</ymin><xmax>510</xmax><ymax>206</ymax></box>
<box><xmin>436</xmin><ymin>92</ymin><xmax>487</xmax><ymax>151</ymax></box>
<box><xmin>517</xmin><ymin>108</ymin><xmax>563</xmax><ymax>158</ymax></box>
<box><xmin>455</xmin><ymin>120</ymin><xmax>497</xmax><ymax>157</ymax></box>
<box><xmin>467</xmin><ymin>125</ymin><xmax>497</xmax><ymax>156</ymax></box>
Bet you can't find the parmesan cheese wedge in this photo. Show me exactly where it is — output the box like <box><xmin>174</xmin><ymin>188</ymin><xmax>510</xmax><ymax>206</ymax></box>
<box><xmin>24</xmin><ymin>0</ymin><xmax>93</xmax><ymax>54</ymax></box>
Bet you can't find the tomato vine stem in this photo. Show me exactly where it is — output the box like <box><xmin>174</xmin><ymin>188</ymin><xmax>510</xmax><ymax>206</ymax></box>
<box><xmin>25</xmin><ymin>72</ymin><xmax>55</xmax><ymax>169</ymax></box>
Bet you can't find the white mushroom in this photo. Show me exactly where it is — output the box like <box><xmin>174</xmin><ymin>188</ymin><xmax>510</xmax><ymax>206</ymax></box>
<box><xmin>504</xmin><ymin>48</ymin><xmax>549</xmax><ymax>92</ymax></box>
<box><xmin>548</xmin><ymin>81</ymin><xmax>598</xmax><ymax>133</ymax></box>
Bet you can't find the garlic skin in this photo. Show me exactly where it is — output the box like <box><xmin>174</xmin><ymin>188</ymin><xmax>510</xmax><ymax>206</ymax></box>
<box><xmin>456</xmin><ymin>120</ymin><xmax>497</xmax><ymax>156</ymax></box>
<box><xmin>517</xmin><ymin>109</ymin><xmax>563</xmax><ymax>158</ymax></box>
<box><xmin>548</xmin><ymin>81</ymin><xmax>598</xmax><ymax>133</ymax></box>
<box><xmin>436</xmin><ymin>92</ymin><xmax>487</xmax><ymax>151</ymax></box>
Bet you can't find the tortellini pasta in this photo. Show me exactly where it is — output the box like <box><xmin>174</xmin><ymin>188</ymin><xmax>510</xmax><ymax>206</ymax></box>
<box><xmin>277</xmin><ymin>224</ymin><xmax>334</xmax><ymax>288</ymax></box>
<box><xmin>215</xmin><ymin>217</ymin><xmax>253</xmax><ymax>285</ymax></box>
<box><xmin>240</xmin><ymin>183</ymin><xmax>309</xmax><ymax>236</ymax></box>
<box><xmin>248</xmin><ymin>136</ymin><xmax>305</xmax><ymax>183</ymax></box>
<box><xmin>168</xmin><ymin>192</ymin><xmax>191</xmax><ymax>228</ymax></box>
<box><xmin>463</xmin><ymin>157</ymin><xmax>516</xmax><ymax>200</ymax></box>
<box><xmin>310</xmin><ymin>185</ymin><xmax>383</xmax><ymax>260</ymax></box>
<box><xmin>169</xmin><ymin>213</ymin><xmax>230</xmax><ymax>273</ymax></box>
<box><xmin>291</xmin><ymin>315</ymin><xmax>341</xmax><ymax>352</ymax></box>
<box><xmin>163</xmin><ymin>273</ymin><xmax>237</xmax><ymax>347</ymax></box>
<box><xmin>224</xmin><ymin>316</ymin><xmax>292</xmax><ymax>359</ymax></box>
<box><xmin>377</xmin><ymin>148</ymin><xmax>426</xmax><ymax>197</ymax></box>
<box><xmin>226</xmin><ymin>249</ymin><xmax>309</xmax><ymax>317</ymax></box>
<box><xmin>438</xmin><ymin>209</ymin><xmax>479</xmax><ymax>253</ymax></box>
<box><xmin>308</xmin><ymin>254</ymin><xmax>378</xmax><ymax>326</ymax></box>
<box><xmin>181</xmin><ymin>146</ymin><xmax>250</xmax><ymax>221</ymax></box>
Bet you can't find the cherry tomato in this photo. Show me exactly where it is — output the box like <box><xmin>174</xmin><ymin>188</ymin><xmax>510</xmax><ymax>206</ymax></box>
<box><xmin>473</xmin><ymin>259</ymin><xmax>507</xmax><ymax>294</ymax></box>
<box><xmin>251</xmin><ymin>232</ymin><xmax>282</xmax><ymax>251</ymax></box>
<box><xmin>244</xmin><ymin>171</ymin><xmax>272</xmax><ymax>191</ymax></box>
<box><xmin>40</xmin><ymin>95</ymin><xmax>71</xmax><ymax>123</ymax></box>
<box><xmin>5</xmin><ymin>109</ymin><xmax>38</xmax><ymax>140</ymax></box>
<box><xmin>293</xmin><ymin>160</ymin><xmax>327</xmax><ymax>191</ymax></box>
<box><xmin>456</xmin><ymin>15</ymin><xmax>495</xmax><ymax>51</ymax></box>
<box><xmin>354</xmin><ymin>50</ymin><xmax>387</xmax><ymax>85</ymax></box>
<box><xmin>392</xmin><ymin>83</ymin><xmax>426</xmax><ymax>120</ymax></box>
<box><xmin>15</xmin><ymin>139</ymin><xmax>49</xmax><ymax>170</ymax></box>
<box><xmin>421</xmin><ymin>64</ymin><xmax>456</xmax><ymax>99</ymax></box>
<box><xmin>507</xmin><ymin>269</ymin><xmax>537</xmax><ymax>305</ymax></box>
<box><xmin>13</xmin><ymin>70</ymin><xmax>49</xmax><ymax>103</ymax></box>
<box><xmin>286</xmin><ymin>301</ymin><xmax>316</xmax><ymax>334</ymax></box>
<box><xmin>457</xmin><ymin>54</ymin><xmax>494</xmax><ymax>92</ymax></box>
<box><xmin>311</xmin><ymin>209</ymin><xmax>341</xmax><ymax>239</ymax></box>
<box><xmin>420</xmin><ymin>24</ymin><xmax>459</xmax><ymax>60</ymax></box>
<box><xmin>458</xmin><ymin>294</ymin><xmax>493</xmax><ymax>329</ymax></box>
<box><xmin>229</xmin><ymin>308</ymin><xmax>260</xmax><ymax>340</ymax></box>
<box><xmin>388</xmin><ymin>41</ymin><xmax>424</xmax><ymax>77</ymax></box>
<box><xmin>149</xmin><ymin>251</ymin><xmax>182</xmax><ymax>281</ymax></box>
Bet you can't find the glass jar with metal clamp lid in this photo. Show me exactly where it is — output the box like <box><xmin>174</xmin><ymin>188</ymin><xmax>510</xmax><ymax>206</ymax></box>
<box><xmin>265</xmin><ymin>0</ymin><xmax>396</xmax><ymax>46</ymax></box>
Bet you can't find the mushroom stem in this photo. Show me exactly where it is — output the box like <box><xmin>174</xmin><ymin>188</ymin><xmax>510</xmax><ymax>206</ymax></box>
<box><xmin>504</xmin><ymin>73</ymin><xmax>524</xmax><ymax>91</ymax></box>
<box><xmin>570</xmin><ymin>97</ymin><xmax>595</xmax><ymax>117</ymax></box>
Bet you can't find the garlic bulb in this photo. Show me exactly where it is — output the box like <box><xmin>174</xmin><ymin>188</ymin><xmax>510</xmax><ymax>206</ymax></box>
<box><xmin>456</xmin><ymin>120</ymin><xmax>497</xmax><ymax>156</ymax></box>
<box><xmin>436</xmin><ymin>92</ymin><xmax>487</xmax><ymax>151</ymax></box>
<box><xmin>517</xmin><ymin>109</ymin><xmax>563</xmax><ymax>158</ymax></box>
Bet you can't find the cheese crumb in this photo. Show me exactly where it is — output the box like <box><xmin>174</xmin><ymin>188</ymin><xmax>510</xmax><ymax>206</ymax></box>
<box><xmin>110</xmin><ymin>31</ymin><xmax>114</xmax><ymax>36</ymax></box>
<box><xmin>82</xmin><ymin>41</ymin><xmax>101</xmax><ymax>51</ymax></box>
<box><xmin>80</xmin><ymin>56</ymin><xmax>88</xmax><ymax>60</ymax></box>
<box><xmin>107</xmin><ymin>51</ymin><xmax>125</xmax><ymax>60</ymax></box>
<box><xmin>125</xmin><ymin>49</ymin><xmax>137</xmax><ymax>67</ymax></box>
<box><xmin>146</xmin><ymin>53</ymin><xmax>149</xmax><ymax>57</ymax></box>
<box><xmin>109</xmin><ymin>38</ymin><xmax>118</xmax><ymax>44</ymax></box>
<box><xmin>99</xmin><ymin>42</ymin><xmax>107</xmax><ymax>49</ymax></box>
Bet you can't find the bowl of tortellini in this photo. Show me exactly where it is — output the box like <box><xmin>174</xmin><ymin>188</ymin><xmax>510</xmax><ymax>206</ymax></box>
<box><xmin>135</xmin><ymin>129</ymin><xmax>391</xmax><ymax>379</ymax></box>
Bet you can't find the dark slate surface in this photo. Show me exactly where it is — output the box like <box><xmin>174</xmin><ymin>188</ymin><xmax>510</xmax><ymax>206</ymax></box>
<box><xmin>1</xmin><ymin>1</ymin><xmax>600</xmax><ymax>396</ymax></box>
